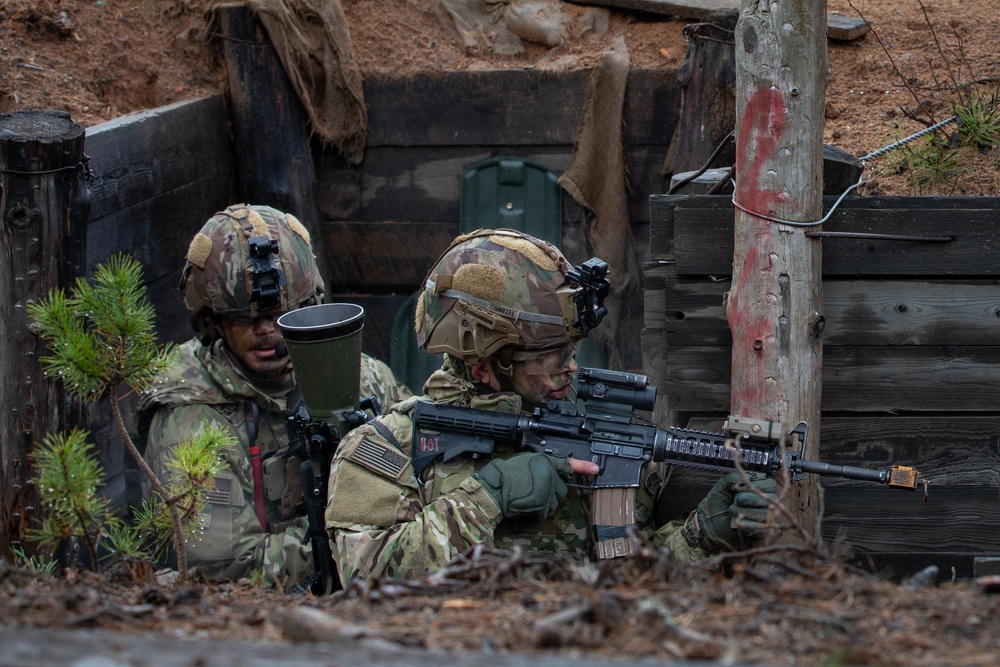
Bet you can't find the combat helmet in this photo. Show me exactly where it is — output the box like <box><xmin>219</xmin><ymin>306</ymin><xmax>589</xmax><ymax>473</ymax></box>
<box><xmin>180</xmin><ymin>204</ymin><xmax>325</xmax><ymax>345</ymax></box>
<box><xmin>415</xmin><ymin>228</ymin><xmax>610</xmax><ymax>371</ymax></box>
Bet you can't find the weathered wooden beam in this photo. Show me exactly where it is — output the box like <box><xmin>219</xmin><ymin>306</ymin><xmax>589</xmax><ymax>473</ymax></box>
<box><xmin>563</xmin><ymin>0</ymin><xmax>869</xmax><ymax>41</ymax></box>
<box><xmin>648</xmin><ymin>194</ymin><xmax>1000</xmax><ymax>258</ymax></box>
<box><xmin>215</xmin><ymin>3</ymin><xmax>328</xmax><ymax>278</ymax></box>
<box><xmin>363</xmin><ymin>69</ymin><xmax>678</xmax><ymax>147</ymax></box>
<box><xmin>662</xmin><ymin>8</ymin><xmax>738</xmax><ymax>185</ymax></box>
<box><xmin>319</xmin><ymin>221</ymin><xmax>459</xmax><ymax>291</ymax></box>
<box><xmin>661</xmin><ymin>345</ymin><xmax>1000</xmax><ymax>413</ymax></box>
<box><xmin>666</xmin><ymin>204</ymin><xmax>1000</xmax><ymax>276</ymax></box>
<box><xmin>84</xmin><ymin>96</ymin><xmax>234</xmax><ymax>222</ymax></box>
<box><xmin>654</xmin><ymin>279</ymin><xmax>1000</xmax><ymax>346</ymax></box>
<box><xmin>728</xmin><ymin>0</ymin><xmax>828</xmax><ymax>538</ymax></box>
<box><xmin>0</xmin><ymin>109</ymin><xmax>88</xmax><ymax>559</ymax></box>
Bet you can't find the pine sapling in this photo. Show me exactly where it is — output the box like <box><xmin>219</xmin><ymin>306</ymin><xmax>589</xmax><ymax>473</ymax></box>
<box><xmin>27</xmin><ymin>254</ymin><xmax>230</xmax><ymax>578</ymax></box>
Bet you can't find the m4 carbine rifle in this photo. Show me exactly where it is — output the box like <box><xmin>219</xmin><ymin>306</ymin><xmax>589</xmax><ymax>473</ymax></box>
<box><xmin>412</xmin><ymin>367</ymin><xmax>925</xmax><ymax>559</ymax></box>
<box><xmin>286</xmin><ymin>396</ymin><xmax>380</xmax><ymax>595</ymax></box>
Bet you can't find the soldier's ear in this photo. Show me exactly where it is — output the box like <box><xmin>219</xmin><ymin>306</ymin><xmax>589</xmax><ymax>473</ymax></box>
<box><xmin>471</xmin><ymin>359</ymin><xmax>501</xmax><ymax>391</ymax></box>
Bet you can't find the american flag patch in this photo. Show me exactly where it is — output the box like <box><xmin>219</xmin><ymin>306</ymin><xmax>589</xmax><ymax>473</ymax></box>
<box><xmin>351</xmin><ymin>438</ymin><xmax>408</xmax><ymax>478</ymax></box>
<box><xmin>205</xmin><ymin>477</ymin><xmax>233</xmax><ymax>505</ymax></box>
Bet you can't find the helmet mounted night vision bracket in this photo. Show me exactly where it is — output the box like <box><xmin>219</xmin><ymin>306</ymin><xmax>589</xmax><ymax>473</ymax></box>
<box><xmin>566</xmin><ymin>257</ymin><xmax>610</xmax><ymax>334</ymax></box>
<box><xmin>247</xmin><ymin>235</ymin><xmax>285</xmax><ymax>310</ymax></box>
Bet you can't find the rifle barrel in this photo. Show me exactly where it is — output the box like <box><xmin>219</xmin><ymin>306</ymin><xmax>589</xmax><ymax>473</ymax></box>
<box><xmin>797</xmin><ymin>459</ymin><xmax>889</xmax><ymax>484</ymax></box>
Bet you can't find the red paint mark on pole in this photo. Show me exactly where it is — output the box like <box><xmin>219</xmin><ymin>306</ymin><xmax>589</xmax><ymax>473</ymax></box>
<box><xmin>726</xmin><ymin>243</ymin><xmax>773</xmax><ymax>409</ymax></box>
<box><xmin>737</xmin><ymin>87</ymin><xmax>787</xmax><ymax>214</ymax></box>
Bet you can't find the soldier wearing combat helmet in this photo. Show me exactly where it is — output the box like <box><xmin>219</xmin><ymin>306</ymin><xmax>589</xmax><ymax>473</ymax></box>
<box><xmin>139</xmin><ymin>204</ymin><xmax>411</xmax><ymax>591</ymax></box>
<box><xmin>325</xmin><ymin>229</ymin><xmax>777</xmax><ymax>586</ymax></box>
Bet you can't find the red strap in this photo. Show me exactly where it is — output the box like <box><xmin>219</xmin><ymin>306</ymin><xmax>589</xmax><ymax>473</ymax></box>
<box><xmin>250</xmin><ymin>445</ymin><xmax>266</xmax><ymax>531</ymax></box>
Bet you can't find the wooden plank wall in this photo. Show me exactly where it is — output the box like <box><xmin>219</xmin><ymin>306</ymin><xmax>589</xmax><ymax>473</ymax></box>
<box><xmin>314</xmin><ymin>69</ymin><xmax>679</xmax><ymax>370</ymax></box>
<box><xmin>643</xmin><ymin>194</ymin><xmax>1000</xmax><ymax>579</ymax></box>
<box><xmin>85</xmin><ymin>95</ymin><xmax>237</xmax><ymax>344</ymax></box>
<box><xmin>82</xmin><ymin>95</ymin><xmax>237</xmax><ymax>508</ymax></box>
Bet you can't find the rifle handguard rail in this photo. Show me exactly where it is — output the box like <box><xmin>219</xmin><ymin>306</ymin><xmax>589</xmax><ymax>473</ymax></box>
<box><xmin>409</xmin><ymin>368</ymin><xmax>927</xmax><ymax>560</ymax></box>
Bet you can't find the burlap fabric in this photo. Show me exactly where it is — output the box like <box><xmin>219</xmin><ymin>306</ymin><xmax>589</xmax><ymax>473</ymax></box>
<box><xmin>248</xmin><ymin>0</ymin><xmax>368</xmax><ymax>164</ymax></box>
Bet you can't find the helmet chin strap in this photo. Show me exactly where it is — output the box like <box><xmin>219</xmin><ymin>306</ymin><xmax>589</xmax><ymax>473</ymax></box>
<box><xmin>495</xmin><ymin>347</ymin><xmax>515</xmax><ymax>389</ymax></box>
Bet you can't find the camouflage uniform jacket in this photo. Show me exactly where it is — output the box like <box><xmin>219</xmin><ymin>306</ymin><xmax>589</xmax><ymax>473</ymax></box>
<box><xmin>139</xmin><ymin>337</ymin><xmax>411</xmax><ymax>590</ymax></box>
<box><xmin>325</xmin><ymin>357</ymin><xmax>705</xmax><ymax>586</ymax></box>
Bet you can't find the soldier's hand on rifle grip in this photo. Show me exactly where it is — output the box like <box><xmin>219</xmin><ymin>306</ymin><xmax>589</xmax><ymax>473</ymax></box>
<box><xmin>696</xmin><ymin>472</ymin><xmax>779</xmax><ymax>548</ymax></box>
<box><xmin>471</xmin><ymin>453</ymin><xmax>573</xmax><ymax>519</ymax></box>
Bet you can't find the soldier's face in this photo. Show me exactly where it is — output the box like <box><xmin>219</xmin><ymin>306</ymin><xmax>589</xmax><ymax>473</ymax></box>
<box><xmin>220</xmin><ymin>314</ymin><xmax>289</xmax><ymax>376</ymax></box>
<box><xmin>510</xmin><ymin>346</ymin><xmax>578</xmax><ymax>407</ymax></box>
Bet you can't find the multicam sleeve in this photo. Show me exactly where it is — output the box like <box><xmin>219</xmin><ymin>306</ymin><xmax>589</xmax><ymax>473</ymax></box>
<box><xmin>359</xmin><ymin>353</ymin><xmax>414</xmax><ymax>411</ymax></box>
<box><xmin>639</xmin><ymin>463</ymin><xmax>714</xmax><ymax>564</ymax></box>
<box><xmin>324</xmin><ymin>417</ymin><xmax>501</xmax><ymax>585</ymax></box>
<box><xmin>635</xmin><ymin>463</ymin><xmax>714</xmax><ymax>563</ymax></box>
<box><xmin>234</xmin><ymin>515</ymin><xmax>314</xmax><ymax>589</ymax></box>
<box><xmin>651</xmin><ymin>514</ymin><xmax>715</xmax><ymax>563</ymax></box>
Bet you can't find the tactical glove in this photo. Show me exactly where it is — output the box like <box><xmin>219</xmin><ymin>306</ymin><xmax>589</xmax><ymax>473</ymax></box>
<box><xmin>696</xmin><ymin>472</ymin><xmax>779</xmax><ymax>548</ymax></box>
<box><xmin>471</xmin><ymin>453</ymin><xmax>573</xmax><ymax>519</ymax></box>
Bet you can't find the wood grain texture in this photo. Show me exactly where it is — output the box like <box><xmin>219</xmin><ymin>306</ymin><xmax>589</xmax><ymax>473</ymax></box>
<box><xmin>657</xmin><ymin>279</ymin><xmax>1000</xmax><ymax>346</ymax></box>
<box><xmin>670</xmin><ymin>203</ymin><xmax>1000</xmax><ymax>276</ymax></box>
<box><xmin>661</xmin><ymin>346</ymin><xmax>1000</xmax><ymax>412</ymax></box>
<box><xmin>86</xmin><ymin>176</ymin><xmax>234</xmax><ymax>284</ymax></box>
<box><xmin>364</xmin><ymin>69</ymin><xmax>677</xmax><ymax>147</ymax></box>
<box><xmin>319</xmin><ymin>220</ymin><xmax>459</xmax><ymax>290</ymax></box>
<box><xmin>563</xmin><ymin>0</ymin><xmax>870</xmax><ymax>40</ymax></box>
<box><xmin>84</xmin><ymin>96</ymin><xmax>234</xmax><ymax>221</ymax></box>
<box><xmin>0</xmin><ymin>109</ymin><xmax>87</xmax><ymax>556</ymax></box>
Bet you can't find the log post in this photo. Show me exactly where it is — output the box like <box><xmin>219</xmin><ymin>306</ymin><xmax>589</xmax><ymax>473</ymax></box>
<box><xmin>214</xmin><ymin>3</ymin><xmax>328</xmax><ymax>279</ymax></box>
<box><xmin>0</xmin><ymin>110</ymin><xmax>89</xmax><ymax>559</ymax></box>
<box><xmin>728</xmin><ymin>2</ymin><xmax>827</xmax><ymax>539</ymax></box>
<box><xmin>661</xmin><ymin>8</ymin><xmax>739</xmax><ymax>191</ymax></box>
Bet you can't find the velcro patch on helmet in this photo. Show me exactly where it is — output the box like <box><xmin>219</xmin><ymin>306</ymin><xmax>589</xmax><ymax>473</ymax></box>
<box><xmin>245</xmin><ymin>208</ymin><xmax>270</xmax><ymax>237</ymax></box>
<box><xmin>414</xmin><ymin>291</ymin><xmax>425</xmax><ymax>333</ymax></box>
<box><xmin>453</xmin><ymin>264</ymin><xmax>505</xmax><ymax>302</ymax></box>
<box><xmin>490</xmin><ymin>234</ymin><xmax>560</xmax><ymax>272</ymax></box>
<box><xmin>453</xmin><ymin>230</ymin><xmax>478</xmax><ymax>245</ymax></box>
<box><xmin>284</xmin><ymin>213</ymin><xmax>311</xmax><ymax>245</ymax></box>
<box><xmin>186</xmin><ymin>232</ymin><xmax>215</xmax><ymax>269</ymax></box>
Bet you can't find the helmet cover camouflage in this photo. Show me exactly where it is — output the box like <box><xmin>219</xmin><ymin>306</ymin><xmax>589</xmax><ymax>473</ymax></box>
<box><xmin>414</xmin><ymin>228</ymin><xmax>609</xmax><ymax>364</ymax></box>
<box><xmin>181</xmin><ymin>204</ymin><xmax>325</xmax><ymax>344</ymax></box>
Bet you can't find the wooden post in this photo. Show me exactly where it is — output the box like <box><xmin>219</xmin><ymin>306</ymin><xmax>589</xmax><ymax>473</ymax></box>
<box><xmin>0</xmin><ymin>110</ymin><xmax>89</xmax><ymax>559</ymax></box>
<box><xmin>214</xmin><ymin>3</ymin><xmax>328</xmax><ymax>279</ymax></box>
<box><xmin>728</xmin><ymin>2</ymin><xmax>827</xmax><ymax>538</ymax></box>
<box><xmin>661</xmin><ymin>8</ymin><xmax>739</xmax><ymax>189</ymax></box>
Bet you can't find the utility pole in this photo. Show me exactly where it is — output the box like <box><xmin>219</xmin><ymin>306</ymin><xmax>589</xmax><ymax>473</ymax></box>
<box><xmin>727</xmin><ymin>1</ymin><xmax>827</xmax><ymax>537</ymax></box>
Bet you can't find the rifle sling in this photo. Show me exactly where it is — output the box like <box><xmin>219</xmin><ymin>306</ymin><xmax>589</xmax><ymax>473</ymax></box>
<box><xmin>369</xmin><ymin>419</ymin><xmax>402</xmax><ymax>450</ymax></box>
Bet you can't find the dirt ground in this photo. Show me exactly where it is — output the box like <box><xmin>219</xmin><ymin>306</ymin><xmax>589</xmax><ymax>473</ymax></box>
<box><xmin>1</xmin><ymin>0</ymin><xmax>998</xmax><ymax>195</ymax></box>
<box><xmin>2</xmin><ymin>1</ymin><xmax>1000</xmax><ymax>665</ymax></box>
<box><xmin>2</xmin><ymin>547</ymin><xmax>1000</xmax><ymax>666</ymax></box>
